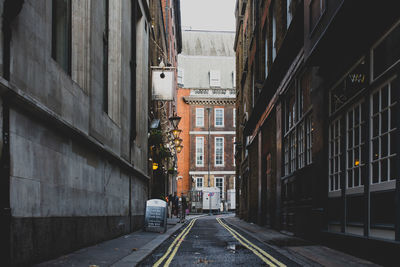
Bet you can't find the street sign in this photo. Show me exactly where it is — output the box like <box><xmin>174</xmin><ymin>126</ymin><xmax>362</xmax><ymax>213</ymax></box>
<box><xmin>144</xmin><ymin>199</ymin><xmax>167</xmax><ymax>233</ymax></box>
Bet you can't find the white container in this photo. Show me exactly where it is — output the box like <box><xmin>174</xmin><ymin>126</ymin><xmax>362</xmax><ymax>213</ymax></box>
<box><xmin>202</xmin><ymin>187</ymin><xmax>221</xmax><ymax>210</ymax></box>
<box><xmin>227</xmin><ymin>189</ymin><xmax>236</xmax><ymax>210</ymax></box>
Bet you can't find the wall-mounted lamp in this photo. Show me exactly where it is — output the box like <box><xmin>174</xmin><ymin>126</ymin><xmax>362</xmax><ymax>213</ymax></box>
<box><xmin>152</xmin><ymin>163</ymin><xmax>159</xmax><ymax>170</ymax></box>
<box><xmin>174</xmin><ymin>138</ymin><xmax>183</xmax><ymax>147</ymax></box>
<box><xmin>169</xmin><ymin>115</ymin><xmax>181</xmax><ymax>129</ymax></box>
<box><xmin>170</xmin><ymin>129</ymin><xmax>182</xmax><ymax>139</ymax></box>
<box><xmin>176</xmin><ymin>145</ymin><xmax>183</xmax><ymax>153</ymax></box>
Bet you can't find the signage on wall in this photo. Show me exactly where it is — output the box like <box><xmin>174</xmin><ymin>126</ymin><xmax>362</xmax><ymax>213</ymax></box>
<box><xmin>330</xmin><ymin>60</ymin><xmax>367</xmax><ymax>113</ymax></box>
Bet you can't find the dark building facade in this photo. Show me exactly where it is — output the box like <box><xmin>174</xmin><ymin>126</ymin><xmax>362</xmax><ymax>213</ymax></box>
<box><xmin>0</xmin><ymin>0</ymin><xmax>178</xmax><ymax>265</ymax></box>
<box><xmin>235</xmin><ymin>0</ymin><xmax>400</xmax><ymax>263</ymax></box>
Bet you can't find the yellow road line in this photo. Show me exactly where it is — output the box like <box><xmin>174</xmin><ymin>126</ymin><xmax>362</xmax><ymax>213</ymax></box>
<box><xmin>217</xmin><ymin>218</ymin><xmax>286</xmax><ymax>267</ymax></box>
<box><xmin>153</xmin><ymin>219</ymin><xmax>196</xmax><ymax>267</ymax></box>
<box><xmin>164</xmin><ymin>218</ymin><xmax>197</xmax><ymax>267</ymax></box>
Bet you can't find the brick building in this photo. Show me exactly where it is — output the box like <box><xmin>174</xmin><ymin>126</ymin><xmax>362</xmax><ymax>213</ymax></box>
<box><xmin>177</xmin><ymin>30</ymin><xmax>236</xmax><ymax>210</ymax></box>
<box><xmin>235</xmin><ymin>0</ymin><xmax>400</xmax><ymax>263</ymax></box>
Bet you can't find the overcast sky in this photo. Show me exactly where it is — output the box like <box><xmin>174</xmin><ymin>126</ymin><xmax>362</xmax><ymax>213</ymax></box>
<box><xmin>180</xmin><ymin>0</ymin><xmax>236</xmax><ymax>32</ymax></box>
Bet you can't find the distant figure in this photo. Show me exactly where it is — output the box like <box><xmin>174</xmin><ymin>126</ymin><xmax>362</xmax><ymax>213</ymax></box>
<box><xmin>181</xmin><ymin>196</ymin><xmax>187</xmax><ymax>221</ymax></box>
<box><xmin>167</xmin><ymin>194</ymin><xmax>172</xmax><ymax>218</ymax></box>
<box><xmin>172</xmin><ymin>192</ymin><xmax>178</xmax><ymax>218</ymax></box>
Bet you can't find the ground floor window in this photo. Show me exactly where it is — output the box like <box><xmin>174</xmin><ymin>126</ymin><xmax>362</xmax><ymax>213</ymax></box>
<box><xmin>346</xmin><ymin>102</ymin><xmax>365</xmax><ymax>188</ymax></box>
<box><xmin>329</xmin><ymin>118</ymin><xmax>341</xmax><ymax>192</ymax></box>
<box><xmin>370</xmin><ymin>79</ymin><xmax>397</xmax><ymax>185</ymax></box>
<box><xmin>215</xmin><ymin>177</ymin><xmax>224</xmax><ymax>199</ymax></box>
<box><xmin>196</xmin><ymin>177</ymin><xmax>203</xmax><ymax>188</ymax></box>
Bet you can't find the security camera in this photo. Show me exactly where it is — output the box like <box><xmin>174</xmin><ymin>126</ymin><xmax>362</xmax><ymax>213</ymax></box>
<box><xmin>160</xmin><ymin>72</ymin><xmax>165</xmax><ymax>79</ymax></box>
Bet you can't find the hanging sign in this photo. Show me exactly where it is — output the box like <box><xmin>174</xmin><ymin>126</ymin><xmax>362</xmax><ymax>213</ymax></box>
<box><xmin>152</xmin><ymin>68</ymin><xmax>175</xmax><ymax>101</ymax></box>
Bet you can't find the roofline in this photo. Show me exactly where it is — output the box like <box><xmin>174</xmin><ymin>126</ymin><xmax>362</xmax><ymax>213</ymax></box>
<box><xmin>181</xmin><ymin>29</ymin><xmax>236</xmax><ymax>34</ymax></box>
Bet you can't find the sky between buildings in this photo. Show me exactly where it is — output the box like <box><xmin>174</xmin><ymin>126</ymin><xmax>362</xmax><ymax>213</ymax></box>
<box><xmin>180</xmin><ymin>0</ymin><xmax>236</xmax><ymax>32</ymax></box>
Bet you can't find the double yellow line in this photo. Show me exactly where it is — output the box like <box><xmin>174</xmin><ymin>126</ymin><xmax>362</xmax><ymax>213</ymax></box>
<box><xmin>153</xmin><ymin>219</ymin><xmax>197</xmax><ymax>267</ymax></box>
<box><xmin>216</xmin><ymin>218</ymin><xmax>286</xmax><ymax>267</ymax></box>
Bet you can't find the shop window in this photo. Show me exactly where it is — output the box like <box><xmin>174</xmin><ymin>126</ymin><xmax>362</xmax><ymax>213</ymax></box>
<box><xmin>370</xmin><ymin>80</ymin><xmax>396</xmax><ymax>185</ymax></box>
<box><xmin>329</xmin><ymin>118</ymin><xmax>341</xmax><ymax>192</ymax></box>
<box><xmin>346</xmin><ymin>102</ymin><xmax>365</xmax><ymax>189</ymax></box>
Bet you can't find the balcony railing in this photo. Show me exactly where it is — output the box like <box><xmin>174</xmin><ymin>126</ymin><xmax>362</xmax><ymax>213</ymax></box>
<box><xmin>191</xmin><ymin>88</ymin><xmax>236</xmax><ymax>97</ymax></box>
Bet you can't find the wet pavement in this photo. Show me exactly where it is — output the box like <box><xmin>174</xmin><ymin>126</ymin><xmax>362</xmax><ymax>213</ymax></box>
<box><xmin>138</xmin><ymin>215</ymin><xmax>299</xmax><ymax>266</ymax></box>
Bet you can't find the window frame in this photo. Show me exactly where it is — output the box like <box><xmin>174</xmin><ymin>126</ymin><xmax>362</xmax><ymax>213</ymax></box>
<box><xmin>52</xmin><ymin>0</ymin><xmax>72</xmax><ymax>75</ymax></box>
<box><xmin>196</xmin><ymin>177</ymin><xmax>203</xmax><ymax>189</ymax></box>
<box><xmin>233</xmin><ymin>108</ymin><xmax>236</xmax><ymax>127</ymax></box>
<box><xmin>215</xmin><ymin>137</ymin><xmax>225</xmax><ymax>167</ymax></box>
<box><xmin>369</xmin><ymin>77</ymin><xmax>397</xmax><ymax>189</ymax></box>
<box><xmin>282</xmin><ymin>70</ymin><xmax>313</xmax><ymax>177</ymax></box>
<box><xmin>196</xmin><ymin>108</ymin><xmax>205</xmax><ymax>127</ymax></box>
<box><xmin>345</xmin><ymin>101</ymin><xmax>365</xmax><ymax>191</ymax></box>
<box><xmin>195</xmin><ymin>136</ymin><xmax>204</xmax><ymax>167</ymax></box>
<box><xmin>215</xmin><ymin>177</ymin><xmax>224</xmax><ymax>199</ymax></box>
<box><xmin>214</xmin><ymin>108</ymin><xmax>224</xmax><ymax>127</ymax></box>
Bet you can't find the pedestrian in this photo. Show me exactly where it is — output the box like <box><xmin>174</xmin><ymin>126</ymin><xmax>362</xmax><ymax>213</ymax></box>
<box><xmin>167</xmin><ymin>194</ymin><xmax>172</xmax><ymax>218</ymax></box>
<box><xmin>181</xmin><ymin>196</ymin><xmax>187</xmax><ymax>221</ymax></box>
<box><xmin>172</xmin><ymin>192</ymin><xmax>178</xmax><ymax>218</ymax></box>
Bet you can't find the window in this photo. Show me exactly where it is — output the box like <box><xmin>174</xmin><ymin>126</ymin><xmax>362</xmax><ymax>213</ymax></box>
<box><xmin>272</xmin><ymin>9</ymin><xmax>277</xmax><ymax>62</ymax></box>
<box><xmin>298</xmin><ymin>122</ymin><xmax>305</xmax><ymax>169</ymax></box>
<box><xmin>196</xmin><ymin>177</ymin><xmax>203</xmax><ymax>188</ymax></box>
<box><xmin>233</xmin><ymin>137</ymin><xmax>236</xmax><ymax>166</ymax></box>
<box><xmin>283</xmin><ymin>71</ymin><xmax>313</xmax><ymax>176</ymax></box>
<box><xmin>196</xmin><ymin>137</ymin><xmax>204</xmax><ymax>166</ymax></box>
<box><xmin>309</xmin><ymin>0</ymin><xmax>326</xmax><ymax>32</ymax></box>
<box><xmin>210</xmin><ymin>70</ymin><xmax>221</xmax><ymax>87</ymax></box>
<box><xmin>215</xmin><ymin>177</ymin><xmax>224</xmax><ymax>199</ymax></box>
<box><xmin>265</xmin><ymin>31</ymin><xmax>268</xmax><ymax>78</ymax></box>
<box><xmin>346</xmin><ymin>103</ymin><xmax>365</xmax><ymax>189</ymax></box>
<box><xmin>306</xmin><ymin>115</ymin><xmax>313</xmax><ymax>164</ymax></box>
<box><xmin>52</xmin><ymin>0</ymin><xmax>72</xmax><ymax>74</ymax></box>
<box><xmin>329</xmin><ymin>118</ymin><xmax>341</xmax><ymax>192</ymax></box>
<box><xmin>215</xmin><ymin>108</ymin><xmax>224</xmax><ymax>127</ymax></box>
<box><xmin>284</xmin><ymin>137</ymin><xmax>290</xmax><ymax>175</ymax></box>
<box><xmin>233</xmin><ymin>108</ymin><xmax>236</xmax><ymax>127</ymax></box>
<box><xmin>370</xmin><ymin>81</ymin><xmax>396</xmax><ymax>185</ymax></box>
<box><xmin>215</xmin><ymin>137</ymin><xmax>224</xmax><ymax>166</ymax></box>
<box><xmin>178</xmin><ymin>68</ymin><xmax>184</xmax><ymax>86</ymax></box>
<box><xmin>290</xmin><ymin>131</ymin><xmax>297</xmax><ymax>172</ymax></box>
<box><xmin>196</xmin><ymin>108</ymin><xmax>204</xmax><ymax>127</ymax></box>
<box><xmin>372</xmin><ymin>20</ymin><xmax>400</xmax><ymax>80</ymax></box>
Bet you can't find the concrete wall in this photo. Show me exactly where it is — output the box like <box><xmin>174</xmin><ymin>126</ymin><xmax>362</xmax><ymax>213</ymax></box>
<box><xmin>3</xmin><ymin>0</ymin><xmax>150</xmax><ymax>265</ymax></box>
